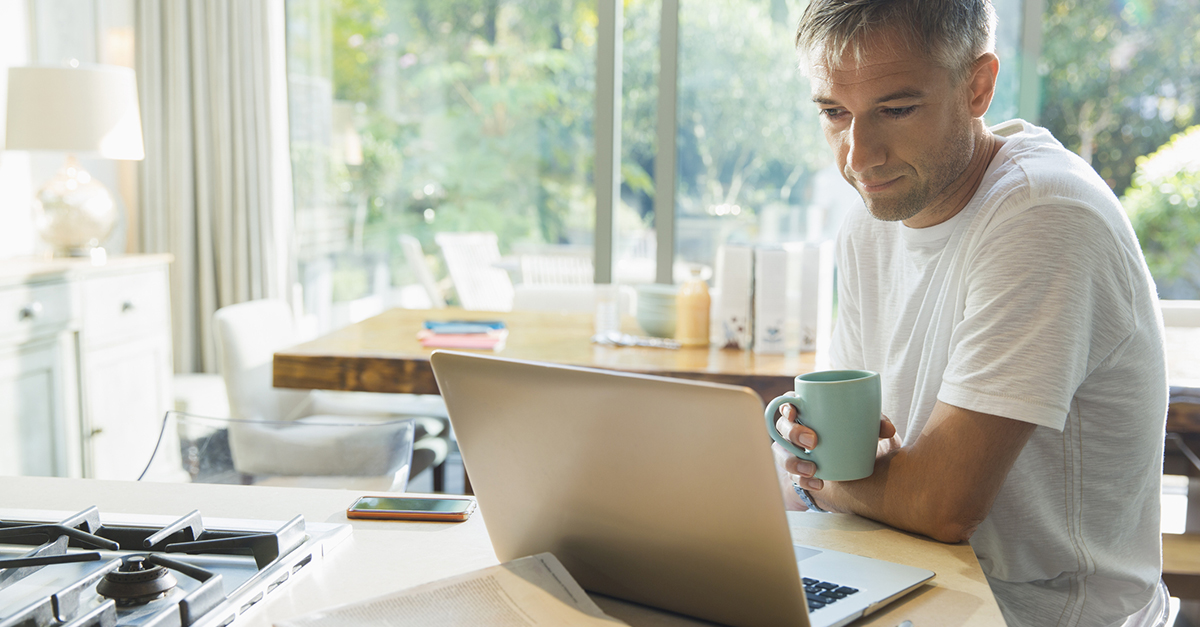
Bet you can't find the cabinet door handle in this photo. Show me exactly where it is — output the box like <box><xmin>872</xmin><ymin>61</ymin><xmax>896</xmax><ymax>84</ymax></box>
<box><xmin>90</xmin><ymin>427</ymin><xmax>104</xmax><ymax>437</ymax></box>
<box><xmin>19</xmin><ymin>302</ymin><xmax>43</xmax><ymax>320</ymax></box>
<box><xmin>121</xmin><ymin>300</ymin><xmax>135</xmax><ymax>312</ymax></box>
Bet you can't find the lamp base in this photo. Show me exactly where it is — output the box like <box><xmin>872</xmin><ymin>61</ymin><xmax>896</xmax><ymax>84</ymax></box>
<box><xmin>34</xmin><ymin>155</ymin><xmax>118</xmax><ymax>257</ymax></box>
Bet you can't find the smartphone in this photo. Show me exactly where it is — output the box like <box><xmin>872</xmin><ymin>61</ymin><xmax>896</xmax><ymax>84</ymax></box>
<box><xmin>346</xmin><ymin>496</ymin><xmax>477</xmax><ymax>522</ymax></box>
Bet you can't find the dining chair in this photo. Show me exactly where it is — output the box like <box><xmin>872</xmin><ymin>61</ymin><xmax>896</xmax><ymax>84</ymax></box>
<box><xmin>210</xmin><ymin>299</ymin><xmax>451</xmax><ymax>490</ymax></box>
<box><xmin>399</xmin><ymin>234</ymin><xmax>446</xmax><ymax>308</ymax></box>
<box><xmin>434</xmin><ymin>231</ymin><xmax>514</xmax><ymax>311</ymax></box>
<box><xmin>518</xmin><ymin>253</ymin><xmax>594</xmax><ymax>286</ymax></box>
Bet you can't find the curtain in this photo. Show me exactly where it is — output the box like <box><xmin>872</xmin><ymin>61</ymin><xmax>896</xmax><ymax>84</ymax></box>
<box><xmin>136</xmin><ymin>0</ymin><xmax>295</xmax><ymax>373</ymax></box>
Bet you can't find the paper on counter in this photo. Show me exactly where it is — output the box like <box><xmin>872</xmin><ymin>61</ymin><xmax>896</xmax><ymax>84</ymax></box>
<box><xmin>274</xmin><ymin>552</ymin><xmax>627</xmax><ymax>627</ymax></box>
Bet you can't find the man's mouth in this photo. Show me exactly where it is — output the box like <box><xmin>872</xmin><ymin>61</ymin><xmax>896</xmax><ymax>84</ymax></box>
<box><xmin>856</xmin><ymin>177</ymin><xmax>900</xmax><ymax>193</ymax></box>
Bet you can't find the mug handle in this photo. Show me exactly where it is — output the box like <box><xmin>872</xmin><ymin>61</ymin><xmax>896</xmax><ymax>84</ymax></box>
<box><xmin>765</xmin><ymin>393</ymin><xmax>814</xmax><ymax>461</ymax></box>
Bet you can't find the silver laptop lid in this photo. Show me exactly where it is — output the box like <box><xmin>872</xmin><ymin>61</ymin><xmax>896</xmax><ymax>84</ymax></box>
<box><xmin>431</xmin><ymin>351</ymin><xmax>809</xmax><ymax>627</ymax></box>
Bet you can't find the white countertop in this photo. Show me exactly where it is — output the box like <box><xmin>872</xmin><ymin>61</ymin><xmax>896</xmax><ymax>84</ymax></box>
<box><xmin>0</xmin><ymin>253</ymin><xmax>173</xmax><ymax>286</ymax></box>
<box><xmin>0</xmin><ymin>476</ymin><xmax>1004</xmax><ymax>627</ymax></box>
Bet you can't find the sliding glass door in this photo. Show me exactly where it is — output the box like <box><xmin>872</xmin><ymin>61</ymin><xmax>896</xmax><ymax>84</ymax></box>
<box><xmin>284</xmin><ymin>0</ymin><xmax>1200</xmax><ymax>331</ymax></box>
<box><xmin>286</xmin><ymin>0</ymin><xmax>597</xmax><ymax>329</ymax></box>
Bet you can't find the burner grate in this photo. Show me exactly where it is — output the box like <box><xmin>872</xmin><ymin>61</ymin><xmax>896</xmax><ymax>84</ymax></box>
<box><xmin>0</xmin><ymin>509</ymin><xmax>306</xmax><ymax>569</ymax></box>
<box><xmin>0</xmin><ymin>507</ymin><xmax>347</xmax><ymax>627</ymax></box>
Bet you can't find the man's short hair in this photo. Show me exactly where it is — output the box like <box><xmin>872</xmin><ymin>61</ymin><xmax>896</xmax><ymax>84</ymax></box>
<box><xmin>795</xmin><ymin>0</ymin><xmax>997</xmax><ymax>81</ymax></box>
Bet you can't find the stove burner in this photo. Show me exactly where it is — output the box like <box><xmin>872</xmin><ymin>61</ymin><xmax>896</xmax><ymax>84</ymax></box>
<box><xmin>0</xmin><ymin>507</ymin><xmax>348</xmax><ymax>627</ymax></box>
<box><xmin>96</xmin><ymin>555</ymin><xmax>179</xmax><ymax>606</ymax></box>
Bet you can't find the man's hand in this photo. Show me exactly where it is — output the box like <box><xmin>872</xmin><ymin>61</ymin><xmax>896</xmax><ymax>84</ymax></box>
<box><xmin>773</xmin><ymin>399</ymin><xmax>1037</xmax><ymax>543</ymax></box>
<box><xmin>772</xmin><ymin>403</ymin><xmax>897</xmax><ymax>507</ymax></box>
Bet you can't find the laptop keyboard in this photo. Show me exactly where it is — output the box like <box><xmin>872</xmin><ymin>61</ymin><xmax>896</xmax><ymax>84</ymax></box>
<box><xmin>803</xmin><ymin>577</ymin><xmax>860</xmax><ymax>612</ymax></box>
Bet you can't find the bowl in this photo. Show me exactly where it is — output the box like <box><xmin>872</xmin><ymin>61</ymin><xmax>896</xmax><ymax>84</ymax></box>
<box><xmin>636</xmin><ymin>283</ymin><xmax>678</xmax><ymax>305</ymax></box>
<box><xmin>636</xmin><ymin>284</ymin><xmax>678</xmax><ymax>338</ymax></box>
<box><xmin>637</xmin><ymin>311</ymin><xmax>676</xmax><ymax>338</ymax></box>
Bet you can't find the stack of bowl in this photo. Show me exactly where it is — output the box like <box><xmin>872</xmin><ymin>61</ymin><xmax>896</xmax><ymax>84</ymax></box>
<box><xmin>635</xmin><ymin>284</ymin><xmax>678</xmax><ymax>338</ymax></box>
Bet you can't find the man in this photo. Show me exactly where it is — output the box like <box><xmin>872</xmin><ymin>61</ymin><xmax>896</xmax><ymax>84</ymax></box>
<box><xmin>773</xmin><ymin>1</ymin><xmax>1169</xmax><ymax>625</ymax></box>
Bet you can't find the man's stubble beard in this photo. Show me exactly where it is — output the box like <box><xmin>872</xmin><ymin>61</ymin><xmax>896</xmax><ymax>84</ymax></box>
<box><xmin>852</xmin><ymin>119</ymin><xmax>976</xmax><ymax>224</ymax></box>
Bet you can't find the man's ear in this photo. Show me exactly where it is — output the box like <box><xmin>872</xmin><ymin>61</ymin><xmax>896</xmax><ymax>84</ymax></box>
<box><xmin>965</xmin><ymin>52</ymin><xmax>999</xmax><ymax>118</ymax></box>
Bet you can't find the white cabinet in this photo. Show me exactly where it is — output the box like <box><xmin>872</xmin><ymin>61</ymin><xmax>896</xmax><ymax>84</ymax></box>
<box><xmin>0</xmin><ymin>333</ymin><xmax>79</xmax><ymax>477</ymax></box>
<box><xmin>79</xmin><ymin>264</ymin><xmax>174</xmax><ymax>480</ymax></box>
<box><xmin>0</xmin><ymin>255</ymin><xmax>173</xmax><ymax>480</ymax></box>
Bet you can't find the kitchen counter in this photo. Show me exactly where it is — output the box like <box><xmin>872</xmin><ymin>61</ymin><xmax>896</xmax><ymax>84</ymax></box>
<box><xmin>1</xmin><ymin>476</ymin><xmax>1005</xmax><ymax>627</ymax></box>
<box><xmin>0</xmin><ymin>254</ymin><xmax>174</xmax><ymax>287</ymax></box>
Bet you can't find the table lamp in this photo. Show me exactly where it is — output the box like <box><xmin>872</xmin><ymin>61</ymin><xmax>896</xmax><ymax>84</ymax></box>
<box><xmin>3</xmin><ymin>64</ymin><xmax>144</xmax><ymax>257</ymax></box>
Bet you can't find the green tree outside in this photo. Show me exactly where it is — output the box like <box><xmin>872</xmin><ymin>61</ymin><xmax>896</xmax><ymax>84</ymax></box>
<box><xmin>1122</xmin><ymin>126</ymin><xmax>1200</xmax><ymax>298</ymax></box>
<box><xmin>1039</xmin><ymin>0</ymin><xmax>1200</xmax><ymax>194</ymax></box>
<box><xmin>289</xmin><ymin>0</ymin><xmax>830</xmax><ymax>305</ymax></box>
<box><xmin>288</xmin><ymin>0</ymin><xmax>1200</xmax><ymax>307</ymax></box>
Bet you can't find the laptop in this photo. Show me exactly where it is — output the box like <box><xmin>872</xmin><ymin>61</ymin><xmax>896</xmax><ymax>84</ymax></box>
<box><xmin>430</xmin><ymin>351</ymin><xmax>933</xmax><ymax>627</ymax></box>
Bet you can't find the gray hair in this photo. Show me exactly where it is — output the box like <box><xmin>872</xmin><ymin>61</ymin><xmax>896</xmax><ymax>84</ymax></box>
<box><xmin>795</xmin><ymin>0</ymin><xmax>997</xmax><ymax>81</ymax></box>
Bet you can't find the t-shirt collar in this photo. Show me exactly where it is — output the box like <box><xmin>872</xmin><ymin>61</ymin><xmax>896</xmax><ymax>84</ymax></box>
<box><xmin>900</xmin><ymin>209</ymin><xmax>966</xmax><ymax>246</ymax></box>
<box><xmin>898</xmin><ymin>123</ymin><xmax>1022</xmax><ymax>249</ymax></box>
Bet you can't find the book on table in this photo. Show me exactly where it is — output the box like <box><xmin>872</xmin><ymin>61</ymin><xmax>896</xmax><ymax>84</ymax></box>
<box><xmin>417</xmin><ymin>320</ymin><xmax>508</xmax><ymax>350</ymax></box>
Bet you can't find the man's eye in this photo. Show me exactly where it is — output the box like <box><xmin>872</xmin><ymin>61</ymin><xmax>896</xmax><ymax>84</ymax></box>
<box><xmin>883</xmin><ymin>106</ymin><xmax>917</xmax><ymax>118</ymax></box>
<box><xmin>819</xmin><ymin>108</ymin><xmax>846</xmax><ymax>120</ymax></box>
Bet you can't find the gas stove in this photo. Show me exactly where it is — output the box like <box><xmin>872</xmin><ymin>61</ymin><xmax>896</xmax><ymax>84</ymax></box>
<box><xmin>0</xmin><ymin>507</ymin><xmax>351</xmax><ymax>627</ymax></box>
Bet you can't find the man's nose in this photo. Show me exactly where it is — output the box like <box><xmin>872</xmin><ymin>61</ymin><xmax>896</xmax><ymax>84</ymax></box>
<box><xmin>845</xmin><ymin>120</ymin><xmax>886</xmax><ymax>174</ymax></box>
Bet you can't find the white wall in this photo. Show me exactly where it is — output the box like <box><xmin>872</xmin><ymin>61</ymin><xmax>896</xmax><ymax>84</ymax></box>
<box><xmin>0</xmin><ymin>0</ymin><xmax>34</xmax><ymax>259</ymax></box>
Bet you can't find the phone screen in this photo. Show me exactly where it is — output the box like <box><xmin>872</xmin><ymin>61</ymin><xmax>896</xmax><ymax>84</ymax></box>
<box><xmin>351</xmin><ymin>497</ymin><xmax>474</xmax><ymax>513</ymax></box>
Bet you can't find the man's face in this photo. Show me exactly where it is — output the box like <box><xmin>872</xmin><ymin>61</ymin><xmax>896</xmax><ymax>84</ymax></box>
<box><xmin>809</xmin><ymin>32</ymin><xmax>976</xmax><ymax>226</ymax></box>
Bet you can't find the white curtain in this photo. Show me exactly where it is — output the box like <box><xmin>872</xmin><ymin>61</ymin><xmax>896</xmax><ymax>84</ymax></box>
<box><xmin>136</xmin><ymin>0</ymin><xmax>295</xmax><ymax>373</ymax></box>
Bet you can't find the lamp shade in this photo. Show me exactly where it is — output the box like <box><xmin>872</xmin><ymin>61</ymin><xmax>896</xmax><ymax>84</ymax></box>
<box><xmin>4</xmin><ymin>64</ymin><xmax>144</xmax><ymax>160</ymax></box>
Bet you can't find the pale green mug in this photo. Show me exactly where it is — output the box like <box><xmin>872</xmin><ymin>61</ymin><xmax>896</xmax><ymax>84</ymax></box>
<box><xmin>765</xmin><ymin>370</ymin><xmax>881</xmax><ymax>481</ymax></box>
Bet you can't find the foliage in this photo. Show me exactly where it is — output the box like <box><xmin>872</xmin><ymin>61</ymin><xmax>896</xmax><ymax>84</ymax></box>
<box><xmin>1122</xmin><ymin>125</ymin><xmax>1200</xmax><ymax>297</ymax></box>
<box><xmin>289</xmin><ymin>0</ymin><xmax>824</xmax><ymax>302</ymax></box>
<box><xmin>674</xmin><ymin>0</ymin><xmax>827</xmax><ymax>213</ymax></box>
<box><xmin>289</xmin><ymin>0</ymin><xmax>1200</xmax><ymax>307</ymax></box>
<box><xmin>346</xmin><ymin>0</ymin><xmax>594</xmax><ymax>253</ymax></box>
<box><xmin>621</xmin><ymin>0</ymin><xmax>825</xmax><ymax>258</ymax></box>
<box><xmin>1039</xmin><ymin>0</ymin><xmax>1200</xmax><ymax>194</ymax></box>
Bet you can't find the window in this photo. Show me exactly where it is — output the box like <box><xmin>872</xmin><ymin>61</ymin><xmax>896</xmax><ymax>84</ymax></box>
<box><xmin>666</xmin><ymin>0</ymin><xmax>1020</xmax><ymax>266</ymax></box>
<box><xmin>285</xmin><ymin>0</ymin><xmax>1200</xmax><ymax>332</ymax></box>
<box><xmin>286</xmin><ymin>0</ymin><xmax>597</xmax><ymax>329</ymax></box>
<box><xmin>670</xmin><ymin>1</ymin><xmax>825</xmax><ymax>265</ymax></box>
<box><xmin>1034</xmin><ymin>0</ymin><xmax>1200</xmax><ymax>298</ymax></box>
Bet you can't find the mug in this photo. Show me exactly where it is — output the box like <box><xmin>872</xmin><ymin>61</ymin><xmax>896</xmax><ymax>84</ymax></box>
<box><xmin>764</xmin><ymin>370</ymin><xmax>881</xmax><ymax>481</ymax></box>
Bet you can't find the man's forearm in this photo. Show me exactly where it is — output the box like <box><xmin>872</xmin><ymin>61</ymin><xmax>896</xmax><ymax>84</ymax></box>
<box><xmin>810</xmin><ymin>447</ymin><xmax>977</xmax><ymax>543</ymax></box>
<box><xmin>803</xmin><ymin>402</ymin><xmax>1037</xmax><ymax>544</ymax></box>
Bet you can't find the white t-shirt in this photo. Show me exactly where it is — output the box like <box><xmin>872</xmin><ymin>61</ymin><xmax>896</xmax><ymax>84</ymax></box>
<box><xmin>830</xmin><ymin>120</ymin><xmax>1168</xmax><ymax>627</ymax></box>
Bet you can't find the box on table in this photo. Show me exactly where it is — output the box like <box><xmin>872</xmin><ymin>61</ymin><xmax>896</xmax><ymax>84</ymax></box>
<box><xmin>798</xmin><ymin>240</ymin><xmax>835</xmax><ymax>355</ymax></box>
<box><xmin>753</xmin><ymin>245</ymin><xmax>796</xmax><ymax>353</ymax></box>
<box><xmin>752</xmin><ymin>241</ymin><xmax>835</xmax><ymax>354</ymax></box>
<box><xmin>712</xmin><ymin>244</ymin><xmax>754</xmax><ymax>350</ymax></box>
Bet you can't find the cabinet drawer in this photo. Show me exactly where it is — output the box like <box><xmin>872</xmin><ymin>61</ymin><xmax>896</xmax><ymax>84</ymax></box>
<box><xmin>83</xmin><ymin>269</ymin><xmax>169</xmax><ymax>341</ymax></box>
<box><xmin>0</xmin><ymin>281</ymin><xmax>74</xmax><ymax>339</ymax></box>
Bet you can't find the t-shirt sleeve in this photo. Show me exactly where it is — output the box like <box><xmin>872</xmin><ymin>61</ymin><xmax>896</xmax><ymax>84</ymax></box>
<box><xmin>937</xmin><ymin>203</ymin><xmax>1137</xmax><ymax>430</ymax></box>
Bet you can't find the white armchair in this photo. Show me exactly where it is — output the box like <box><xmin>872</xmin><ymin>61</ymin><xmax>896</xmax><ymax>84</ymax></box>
<box><xmin>212</xmin><ymin>299</ymin><xmax>450</xmax><ymax>490</ymax></box>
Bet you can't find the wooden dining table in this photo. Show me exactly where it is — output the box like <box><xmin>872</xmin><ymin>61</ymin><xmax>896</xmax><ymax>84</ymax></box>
<box><xmin>273</xmin><ymin>307</ymin><xmax>816</xmax><ymax>403</ymax></box>
<box><xmin>274</xmin><ymin>308</ymin><xmax>1200</xmax><ymax>433</ymax></box>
